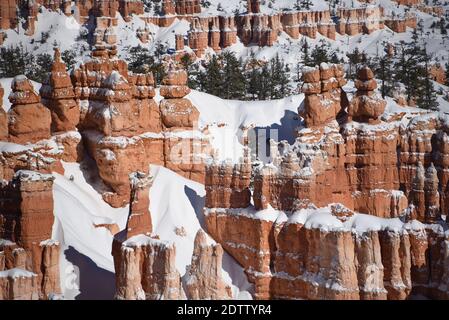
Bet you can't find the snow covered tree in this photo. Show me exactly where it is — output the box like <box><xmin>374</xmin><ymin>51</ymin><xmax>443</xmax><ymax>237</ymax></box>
<box><xmin>61</xmin><ymin>49</ymin><xmax>77</xmax><ymax>71</ymax></box>
<box><xmin>347</xmin><ymin>47</ymin><xmax>367</xmax><ymax>80</ymax></box>
<box><xmin>446</xmin><ymin>62</ymin><xmax>449</xmax><ymax>86</ymax></box>
<box><xmin>29</xmin><ymin>53</ymin><xmax>53</xmax><ymax>83</ymax></box>
<box><xmin>301</xmin><ymin>38</ymin><xmax>312</xmax><ymax>67</ymax></box>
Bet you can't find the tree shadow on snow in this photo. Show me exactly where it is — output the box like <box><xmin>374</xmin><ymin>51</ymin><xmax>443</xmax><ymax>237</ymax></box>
<box><xmin>184</xmin><ymin>186</ymin><xmax>205</xmax><ymax>229</ymax></box>
<box><xmin>64</xmin><ymin>246</ymin><xmax>116</xmax><ymax>300</ymax></box>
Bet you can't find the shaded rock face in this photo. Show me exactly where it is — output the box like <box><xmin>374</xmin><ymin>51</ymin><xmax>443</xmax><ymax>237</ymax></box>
<box><xmin>0</xmin><ymin>0</ymin><xmax>19</xmax><ymax>30</ymax></box>
<box><xmin>112</xmin><ymin>235</ymin><xmax>184</xmax><ymax>300</ymax></box>
<box><xmin>8</xmin><ymin>76</ymin><xmax>52</xmax><ymax>144</ymax></box>
<box><xmin>40</xmin><ymin>49</ymin><xmax>80</xmax><ymax>133</ymax></box>
<box><xmin>126</xmin><ymin>172</ymin><xmax>153</xmax><ymax>238</ymax></box>
<box><xmin>0</xmin><ymin>268</ymin><xmax>39</xmax><ymax>300</ymax></box>
<box><xmin>384</xmin><ymin>14</ymin><xmax>417</xmax><ymax>33</ymax></box>
<box><xmin>0</xmin><ymin>84</ymin><xmax>8</xmax><ymax>140</ymax></box>
<box><xmin>0</xmin><ymin>171</ymin><xmax>60</xmax><ymax>300</ymax></box>
<box><xmin>184</xmin><ymin>230</ymin><xmax>232</xmax><ymax>300</ymax></box>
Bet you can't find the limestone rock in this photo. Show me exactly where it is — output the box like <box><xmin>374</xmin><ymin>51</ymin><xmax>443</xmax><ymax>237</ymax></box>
<box><xmin>112</xmin><ymin>235</ymin><xmax>184</xmax><ymax>300</ymax></box>
<box><xmin>8</xmin><ymin>76</ymin><xmax>52</xmax><ymax>144</ymax></box>
<box><xmin>40</xmin><ymin>48</ymin><xmax>80</xmax><ymax>133</ymax></box>
<box><xmin>184</xmin><ymin>230</ymin><xmax>232</xmax><ymax>300</ymax></box>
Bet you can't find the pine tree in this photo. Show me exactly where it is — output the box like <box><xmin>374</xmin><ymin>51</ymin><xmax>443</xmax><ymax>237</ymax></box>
<box><xmin>203</xmin><ymin>55</ymin><xmax>222</xmax><ymax>97</ymax></box>
<box><xmin>221</xmin><ymin>52</ymin><xmax>246</xmax><ymax>99</ymax></box>
<box><xmin>347</xmin><ymin>47</ymin><xmax>363</xmax><ymax>80</ymax></box>
<box><xmin>246</xmin><ymin>67</ymin><xmax>261</xmax><ymax>100</ymax></box>
<box><xmin>377</xmin><ymin>54</ymin><xmax>395</xmax><ymax>98</ymax></box>
<box><xmin>301</xmin><ymin>38</ymin><xmax>312</xmax><ymax>67</ymax></box>
<box><xmin>259</xmin><ymin>64</ymin><xmax>272</xmax><ymax>100</ymax></box>
<box><xmin>269</xmin><ymin>54</ymin><xmax>291</xmax><ymax>99</ymax></box>
<box><xmin>61</xmin><ymin>49</ymin><xmax>76</xmax><ymax>71</ymax></box>
<box><xmin>445</xmin><ymin>62</ymin><xmax>449</xmax><ymax>86</ymax></box>
<box><xmin>310</xmin><ymin>40</ymin><xmax>331</xmax><ymax>66</ymax></box>
<box><xmin>0</xmin><ymin>45</ymin><xmax>33</xmax><ymax>78</ymax></box>
<box><xmin>417</xmin><ymin>50</ymin><xmax>438</xmax><ymax>110</ymax></box>
<box><xmin>440</xmin><ymin>17</ymin><xmax>447</xmax><ymax>35</ymax></box>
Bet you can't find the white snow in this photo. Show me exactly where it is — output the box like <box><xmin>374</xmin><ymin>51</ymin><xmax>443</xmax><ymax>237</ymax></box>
<box><xmin>0</xmin><ymin>268</ymin><xmax>36</xmax><ymax>279</ymax></box>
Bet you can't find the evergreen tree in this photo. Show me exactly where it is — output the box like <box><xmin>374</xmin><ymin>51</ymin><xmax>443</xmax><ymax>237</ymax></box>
<box><xmin>394</xmin><ymin>41</ymin><xmax>425</xmax><ymax>103</ymax></box>
<box><xmin>203</xmin><ymin>55</ymin><xmax>222</xmax><ymax>97</ymax></box>
<box><xmin>347</xmin><ymin>47</ymin><xmax>363</xmax><ymax>80</ymax></box>
<box><xmin>126</xmin><ymin>45</ymin><xmax>165</xmax><ymax>85</ymax></box>
<box><xmin>417</xmin><ymin>49</ymin><xmax>438</xmax><ymax>110</ymax></box>
<box><xmin>61</xmin><ymin>49</ymin><xmax>76</xmax><ymax>71</ymax></box>
<box><xmin>246</xmin><ymin>67</ymin><xmax>261</xmax><ymax>99</ymax></box>
<box><xmin>301</xmin><ymin>38</ymin><xmax>312</xmax><ymax>67</ymax></box>
<box><xmin>0</xmin><ymin>45</ymin><xmax>33</xmax><ymax>78</ymax></box>
<box><xmin>221</xmin><ymin>52</ymin><xmax>246</xmax><ymax>99</ymax></box>
<box><xmin>310</xmin><ymin>40</ymin><xmax>331</xmax><ymax>66</ymax></box>
<box><xmin>377</xmin><ymin>54</ymin><xmax>395</xmax><ymax>98</ymax></box>
<box><xmin>269</xmin><ymin>54</ymin><xmax>291</xmax><ymax>99</ymax></box>
<box><xmin>446</xmin><ymin>62</ymin><xmax>449</xmax><ymax>86</ymax></box>
<box><xmin>258</xmin><ymin>64</ymin><xmax>272</xmax><ymax>100</ymax></box>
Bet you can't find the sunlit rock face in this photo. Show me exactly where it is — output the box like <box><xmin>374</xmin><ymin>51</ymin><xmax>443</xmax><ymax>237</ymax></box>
<box><xmin>204</xmin><ymin>63</ymin><xmax>449</xmax><ymax>300</ymax></box>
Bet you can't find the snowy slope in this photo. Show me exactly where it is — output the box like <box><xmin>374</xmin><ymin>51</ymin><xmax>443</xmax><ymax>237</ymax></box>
<box><xmin>188</xmin><ymin>90</ymin><xmax>304</xmax><ymax>161</ymax></box>
<box><xmin>49</xmin><ymin>90</ymin><xmax>304</xmax><ymax>299</ymax></box>
<box><xmin>52</xmin><ymin>162</ymin><xmax>253</xmax><ymax>299</ymax></box>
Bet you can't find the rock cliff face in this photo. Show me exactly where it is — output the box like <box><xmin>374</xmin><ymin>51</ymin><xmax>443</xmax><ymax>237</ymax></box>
<box><xmin>0</xmin><ymin>1</ymin><xmax>417</xmax><ymax>48</ymax></box>
<box><xmin>0</xmin><ymin>171</ymin><xmax>60</xmax><ymax>300</ymax></box>
<box><xmin>40</xmin><ymin>49</ymin><xmax>80</xmax><ymax>133</ymax></box>
<box><xmin>112</xmin><ymin>234</ymin><xmax>184</xmax><ymax>300</ymax></box>
<box><xmin>183</xmin><ymin>230</ymin><xmax>232</xmax><ymax>300</ymax></box>
<box><xmin>204</xmin><ymin>65</ymin><xmax>449</xmax><ymax>300</ymax></box>
<box><xmin>8</xmin><ymin>76</ymin><xmax>52</xmax><ymax>144</ymax></box>
<box><xmin>72</xmin><ymin>38</ymin><xmax>209</xmax><ymax>206</ymax></box>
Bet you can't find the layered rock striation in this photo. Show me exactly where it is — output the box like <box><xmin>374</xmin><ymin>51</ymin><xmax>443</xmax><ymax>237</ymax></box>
<box><xmin>204</xmin><ymin>65</ymin><xmax>449</xmax><ymax>300</ymax></box>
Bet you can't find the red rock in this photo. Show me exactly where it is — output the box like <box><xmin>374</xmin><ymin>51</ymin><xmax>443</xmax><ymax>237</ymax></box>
<box><xmin>348</xmin><ymin>67</ymin><xmax>386</xmax><ymax>123</ymax></box>
<box><xmin>126</xmin><ymin>172</ymin><xmax>153</xmax><ymax>238</ymax></box>
<box><xmin>0</xmin><ymin>269</ymin><xmax>39</xmax><ymax>300</ymax></box>
<box><xmin>301</xmin><ymin>63</ymin><xmax>348</xmax><ymax>128</ymax></box>
<box><xmin>40</xmin><ymin>49</ymin><xmax>80</xmax><ymax>133</ymax></box>
<box><xmin>8</xmin><ymin>76</ymin><xmax>52</xmax><ymax>144</ymax></box>
<box><xmin>112</xmin><ymin>235</ymin><xmax>184</xmax><ymax>300</ymax></box>
<box><xmin>184</xmin><ymin>230</ymin><xmax>232</xmax><ymax>300</ymax></box>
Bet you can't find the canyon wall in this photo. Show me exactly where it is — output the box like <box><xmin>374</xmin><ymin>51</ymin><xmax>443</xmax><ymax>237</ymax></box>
<box><xmin>204</xmin><ymin>65</ymin><xmax>449</xmax><ymax>300</ymax></box>
<box><xmin>0</xmin><ymin>1</ymin><xmax>417</xmax><ymax>49</ymax></box>
<box><xmin>0</xmin><ymin>171</ymin><xmax>60</xmax><ymax>300</ymax></box>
